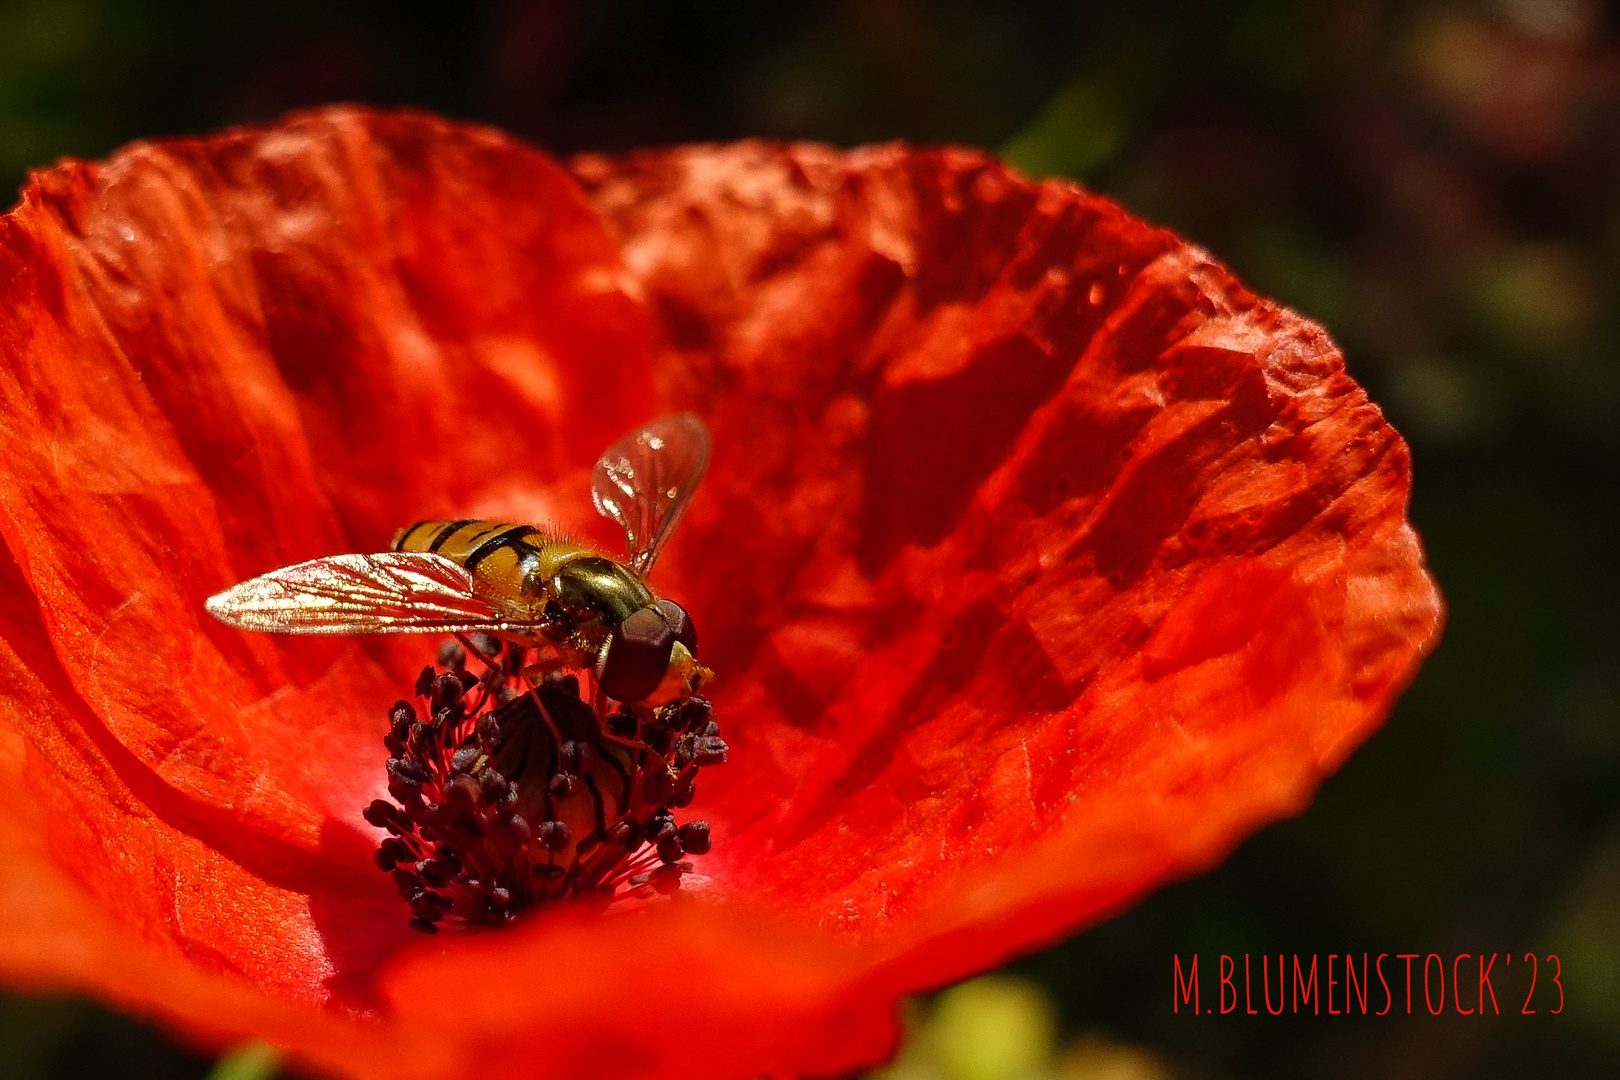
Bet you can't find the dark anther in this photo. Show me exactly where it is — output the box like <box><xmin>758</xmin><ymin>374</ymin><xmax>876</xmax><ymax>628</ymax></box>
<box><xmin>437</xmin><ymin>641</ymin><xmax>467</xmax><ymax>671</ymax></box>
<box><xmin>477</xmin><ymin>768</ymin><xmax>510</xmax><ymax>799</ymax></box>
<box><xmin>693</xmin><ymin>736</ymin><xmax>729</xmax><ymax>766</ymax></box>
<box><xmin>646</xmin><ymin>815</ymin><xmax>677</xmax><ymax>845</ymax></box>
<box><xmin>387</xmin><ymin>772</ymin><xmax>423</xmax><ymax>801</ymax></box>
<box><xmin>637</xmin><ymin>766</ymin><xmax>676</xmax><ymax>805</ymax></box>
<box><xmin>457</xmin><ymin>669</ymin><xmax>480</xmax><ymax>693</ymax></box>
<box><xmin>672</xmin><ymin>779</ymin><xmax>696</xmax><ymax>808</ymax></box>
<box><xmin>410</xmin><ymin>891</ymin><xmax>450</xmax><ymax>917</ymax></box>
<box><xmin>373</xmin><ymin>847</ymin><xmax>398</xmax><ymax>872</ymax></box>
<box><xmin>678</xmin><ymin>821</ymin><xmax>712</xmax><ymax>855</ymax></box>
<box><xmin>415</xmin><ymin>859</ymin><xmax>450</xmax><ymax>887</ymax></box>
<box><xmin>363</xmin><ymin>800</ymin><xmax>397</xmax><ymax>829</ymax></box>
<box><xmin>665</xmin><ymin>695</ymin><xmax>711</xmax><ymax>732</ymax></box>
<box><xmin>446</xmin><ymin>774</ymin><xmax>481</xmax><ymax>810</ymax></box>
<box><xmin>451</xmin><ymin>745</ymin><xmax>480</xmax><ymax>773</ymax></box>
<box><xmin>548</xmin><ymin>772</ymin><xmax>578</xmax><ymax>798</ymax></box>
<box><xmin>542</xmin><ymin>671</ymin><xmax>581</xmax><ymax>697</ymax></box>
<box><xmin>537</xmin><ymin>819</ymin><xmax>571</xmax><ymax>851</ymax></box>
<box><xmin>388</xmin><ymin>758</ymin><xmax>431</xmax><ymax>784</ymax></box>
<box><xmin>656</xmin><ymin>834</ymin><xmax>684</xmax><ymax>864</ymax></box>
<box><xmin>385</xmin><ymin>703</ymin><xmax>415</xmax><ymax>755</ymax></box>
<box><xmin>408</xmin><ymin>917</ymin><xmax>440</xmax><ymax>935</ymax></box>
<box><xmin>558</xmin><ymin>740</ymin><xmax>587</xmax><ymax>775</ymax></box>
<box><xmin>432</xmin><ymin>673</ymin><xmax>466</xmax><ymax>708</ymax></box>
<box><xmin>506</xmin><ymin>814</ymin><xmax>533</xmax><ymax>846</ymax></box>
<box><xmin>391</xmin><ymin>868</ymin><xmax>420</xmax><ymax>898</ymax></box>
<box><xmin>415</xmin><ymin>666</ymin><xmax>436</xmax><ymax>697</ymax></box>
<box><xmin>651</xmin><ymin>864</ymin><xmax>685</xmax><ymax>895</ymax></box>
<box><xmin>607</xmin><ymin>707</ymin><xmax>638</xmax><ymax>739</ymax></box>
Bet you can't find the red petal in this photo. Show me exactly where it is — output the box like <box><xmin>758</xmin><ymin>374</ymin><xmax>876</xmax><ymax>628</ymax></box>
<box><xmin>573</xmin><ymin>140</ymin><xmax>1441</xmax><ymax>983</ymax></box>
<box><xmin>0</xmin><ymin>111</ymin><xmax>1440</xmax><ymax>1079</ymax></box>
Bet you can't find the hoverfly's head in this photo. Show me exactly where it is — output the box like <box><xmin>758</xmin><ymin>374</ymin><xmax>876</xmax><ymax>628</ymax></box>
<box><xmin>596</xmin><ymin>598</ymin><xmax>707</xmax><ymax>706</ymax></box>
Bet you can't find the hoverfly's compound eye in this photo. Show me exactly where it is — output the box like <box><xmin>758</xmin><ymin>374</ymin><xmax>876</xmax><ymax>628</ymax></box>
<box><xmin>598</xmin><ymin>605</ymin><xmax>678</xmax><ymax>702</ymax></box>
<box><xmin>653</xmin><ymin>599</ymin><xmax>698</xmax><ymax>657</ymax></box>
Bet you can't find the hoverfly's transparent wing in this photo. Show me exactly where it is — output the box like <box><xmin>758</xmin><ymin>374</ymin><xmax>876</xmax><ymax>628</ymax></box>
<box><xmin>591</xmin><ymin>413</ymin><xmax>710</xmax><ymax>575</ymax></box>
<box><xmin>205</xmin><ymin>552</ymin><xmax>530</xmax><ymax>636</ymax></box>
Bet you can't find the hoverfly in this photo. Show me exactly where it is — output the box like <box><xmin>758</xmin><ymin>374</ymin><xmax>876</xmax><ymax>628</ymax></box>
<box><xmin>206</xmin><ymin>414</ymin><xmax>711</xmax><ymax>706</ymax></box>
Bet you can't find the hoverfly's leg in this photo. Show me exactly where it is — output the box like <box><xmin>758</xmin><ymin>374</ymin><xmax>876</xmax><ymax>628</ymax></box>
<box><xmin>526</xmin><ymin>682</ymin><xmax>565</xmax><ymax>747</ymax></box>
<box><xmin>455</xmin><ymin>631</ymin><xmax>503</xmax><ymax>671</ymax></box>
<box><xmin>595</xmin><ymin>686</ymin><xmax>649</xmax><ymax>750</ymax></box>
<box><xmin>515</xmin><ymin>642</ymin><xmax>569</xmax><ymax>746</ymax></box>
<box><xmin>517</xmin><ymin>641</ymin><xmax>568</xmax><ymax>687</ymax></box>
<box><xmin>454</xmin><ymin>632</ymin><xmax>508</xmax><ymax>714</ymax></box>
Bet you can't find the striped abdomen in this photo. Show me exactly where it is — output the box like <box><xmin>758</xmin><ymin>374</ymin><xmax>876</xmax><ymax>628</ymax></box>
<box><xmin>391</xmin><ymin>520</ymin><xmax>573</xmax><ymax>617</ymax></box>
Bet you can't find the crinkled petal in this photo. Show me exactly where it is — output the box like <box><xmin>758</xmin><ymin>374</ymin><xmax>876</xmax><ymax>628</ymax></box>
<box><xmin>0</xmin><ymin>110</ymin><xmax>1439</xmax><ymax>1080</ymax></box>
<box><xmin>573</xmin><ymin>141</ymin><xmax>1442</xmax><ymax>983</ymax></box>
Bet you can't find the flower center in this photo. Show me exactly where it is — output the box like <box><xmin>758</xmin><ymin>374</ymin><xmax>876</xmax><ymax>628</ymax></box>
<box><xmin>363</xmin><ymin>639</ymin><xmax>724</xmax><ymax>932</ymax></box>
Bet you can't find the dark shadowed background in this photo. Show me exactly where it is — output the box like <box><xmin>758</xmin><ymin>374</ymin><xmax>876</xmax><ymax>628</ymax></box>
<box><xmin>1</xmin><ymin>1</ymin><xmax>1616</xmax><ymax>1078</ymax></box>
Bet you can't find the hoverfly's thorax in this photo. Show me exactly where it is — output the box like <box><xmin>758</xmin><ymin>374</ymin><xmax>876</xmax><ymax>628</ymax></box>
<box><xmin>551</xmin><ymin>556</ymin><xmax>656</xmax><ymax>626</ymax></box>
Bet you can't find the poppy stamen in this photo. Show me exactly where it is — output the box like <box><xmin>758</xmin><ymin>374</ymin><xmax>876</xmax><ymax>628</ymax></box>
<box><xmin>364</xmin><ymin>646</ymin><xmax>723</xmax><ymax>932</ymax></box>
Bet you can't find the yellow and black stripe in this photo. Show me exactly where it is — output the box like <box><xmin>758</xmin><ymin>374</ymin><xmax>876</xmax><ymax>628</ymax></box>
<box><xmin>394</xmin><ymin>520</ymin><xmax>541</xmax><ymax>567</ymax></box>
<box><xmin>393</xmin><ymin>520</ymin><xmax>582</xmax><ymax>608</ymax></box>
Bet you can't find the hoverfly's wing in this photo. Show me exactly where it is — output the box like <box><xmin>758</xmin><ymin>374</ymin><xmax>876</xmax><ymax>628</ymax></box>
<box><xmin>205</xmin><ymin>552</ymin><xmax>529</xmax><ymax>635</ymax></box>
<box><xmin>591</xmin><ymin>413</ymin><xmax>710</xmax><ymax>575</ymax></box>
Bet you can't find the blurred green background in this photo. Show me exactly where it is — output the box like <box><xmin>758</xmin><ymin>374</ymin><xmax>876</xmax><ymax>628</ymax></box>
<box><xmin>1</xmin><ymin>1</ymin><xmax>1615</xmax><ymax>1077</ymax></box>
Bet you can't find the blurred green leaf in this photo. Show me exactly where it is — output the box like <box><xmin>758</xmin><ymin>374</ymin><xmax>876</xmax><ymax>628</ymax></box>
<box><xmin>931</xmin><ymin>976</ymin><xmax>1056</xmax><ymax>1080</ymax></box>
<box><xmin>1000</xmin><ymin>81</ymin><xmax>1126</xmax><ymax>182</ymax></box>
<box><xmin>204</xmin><ymin>1040</ymin><xmax>279</xmax><ymax>1080</ymax></box>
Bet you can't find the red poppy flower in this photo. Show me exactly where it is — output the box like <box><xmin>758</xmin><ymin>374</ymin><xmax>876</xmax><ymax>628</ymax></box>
<box><xmin>0</xmin><ymin>107</ymin><xmax>1441</xmax><ymax>1078</ymax></box>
